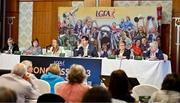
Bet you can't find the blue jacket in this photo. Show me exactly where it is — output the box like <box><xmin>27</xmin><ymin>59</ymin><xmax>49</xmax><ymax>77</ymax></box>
<box><xmin>40</xmin><ymin>72</ymin><xmax>64</xmax><ymax>93</ymax></box>
<box><xmin>145</xmin><ymin>49</ymin><xmax>164</xmax><ymax>60</ymax></box>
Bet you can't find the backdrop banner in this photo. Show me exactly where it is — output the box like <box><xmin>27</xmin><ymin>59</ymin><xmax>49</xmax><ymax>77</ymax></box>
<box><xmin>20</xmin><ymin>56</ymin><xmax>102</xmax><ymax>86</ymax></box>
<box><xmin>58</xmin><ymin>6</ymin><xmax>161</xmax><ymax>51</ymax></box>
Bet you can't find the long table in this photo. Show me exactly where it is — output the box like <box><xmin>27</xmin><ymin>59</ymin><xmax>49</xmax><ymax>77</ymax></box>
<box><xmin>0</xmin><ymin>54</ymin><xmax>172</xmax><ymax>88</ymax></box>
<box><xmin>101</xmin><ymin>59</ymin><xmax>172</xmax><ymax>88</ymax></box>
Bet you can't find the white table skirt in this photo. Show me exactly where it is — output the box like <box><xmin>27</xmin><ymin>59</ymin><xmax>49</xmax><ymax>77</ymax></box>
<box><xmin>0</xmin><ymin>54</ymin><xmax>20</xmax><ymax>70</ymax></box>
<box><xmin>0</xmin><ymin>54</ymin><xmax>172</xmax><ymax>88</ymax></box>
<box><xmin>101</xmin><ymin>59</ymin><xmax>172</xmax><ymax>88</ymax></box>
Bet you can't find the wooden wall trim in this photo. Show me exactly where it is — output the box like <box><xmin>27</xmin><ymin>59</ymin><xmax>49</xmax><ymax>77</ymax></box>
<box><xmin>19</xmin><ymin>0</ymin><xmax>83</xmax><ymax>1</ymax></box>
<box><xmin>32</xmin><ymin>1</ymin><xmax>72</xmax><ymax>48</ymax></box>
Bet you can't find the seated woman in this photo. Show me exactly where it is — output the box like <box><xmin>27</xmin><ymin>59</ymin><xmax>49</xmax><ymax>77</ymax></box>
<box><xmin>63</xmin><ymin>38</ymin><xmax>73</xmax><ymax>50</ymax></box>
<box><xmin>131</xmin><ymin>39</ymin><xmax>142</xmax><ymax>56</ymax></box>
<box><xmin>108</xmin><ymin>69</ymin><xmax>135</xmax><ymax>102</ymax></box>
<box><xmin>149</xmin><ymin>74</ymin><xmax>180</xmax><ymax>103</ymax></box>
<box><xmin>47</xmin><ymin>39</ymin><xmax>65</xmax><ymax>56</ymax></box>
<box><xmin>145</xmin><ymin>41</ymin><xmax>164</xmax><ymax>60</ymax></box>
<box><xmin>115</xmin><ymin>41</ymin><xmax>131</xmax><ymax>59</ymax></box>
<box><xmin>23</xmin><ymin>39</ymin><xmax>42</xmax><ymax>55</ymax></box>
<box><xmin>40</xmin><ymin>64</ymin><xmax>64</xmax><ymax>93</ymax></box>
<box><xmin>56</xmin><ymin>64</ymin><xmax>90</xmax><ymax>103</ymax></box>
<box><xmin>100</xmin><ymin>42</ymin><xmax>111</xmax><ymax>58</ymax></box>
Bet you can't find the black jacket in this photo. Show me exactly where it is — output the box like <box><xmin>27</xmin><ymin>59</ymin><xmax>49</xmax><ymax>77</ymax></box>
<box><xmin>115</xmin><ymin>49</ymin><xmax>131</xmax><ymax>59</ymax></box>
<box><xmin>74</xmin><ymin>43</ymin><xmax>98</xmax><ymax>57</ymax></box>
<box><xmin>1</xmin><ymin>43</ymin><xmax>19</xmax><ymax>54</ymax></box>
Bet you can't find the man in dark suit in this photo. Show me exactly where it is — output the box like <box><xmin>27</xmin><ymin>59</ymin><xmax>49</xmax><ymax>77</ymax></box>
<box><xmin>74</xmin><ymin>36</ymin><xmax>98</xmax><ymax>57</ymax></box>
<box><xmin>1</xmin><ymin>37</ymin><xmax>19</xmax><ymax>54</ymax></box>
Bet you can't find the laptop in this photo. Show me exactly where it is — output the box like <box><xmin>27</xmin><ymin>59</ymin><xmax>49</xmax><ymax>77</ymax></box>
<box><xmin>101</xmin><ymin>75</ymin><xmax>140</xmax><ymax>89</ymax></box>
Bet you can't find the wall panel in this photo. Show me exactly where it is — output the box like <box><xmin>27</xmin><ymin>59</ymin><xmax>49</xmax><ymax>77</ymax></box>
<box><xmin>84</xmin><ymin>0</ymin><xmax>96</xmax><ymax>7</ymax></box>
<box><xmin>99</xmin><ymin>0</ymin><xmax>112</xmax><ymax>7</ymax></box>
<box><xmin>5</xmin><ymin>0</ymin><xmax>19</xmax><ymax>44</ymax></box>
<box><xmin>171</xmin><ymin>0</ymin><xmax>180</xmax><ymax>74</ymax></box>
<box><xmin>32</xmin><ymin>1</ymin><xmax>71</xmax><ymax>48</ymax></box>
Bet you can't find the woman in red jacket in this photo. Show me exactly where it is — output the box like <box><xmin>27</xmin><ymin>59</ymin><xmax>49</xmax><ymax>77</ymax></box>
<box><xmin>132</xmin><ymin>39</ymin><xmax>142</xmax><ymax>56</ymax></box>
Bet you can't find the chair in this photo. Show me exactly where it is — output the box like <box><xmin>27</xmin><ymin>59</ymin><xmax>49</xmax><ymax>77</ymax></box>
<box><xmin>33</xmin><ymin>79</ymin><xmax>51</xmax><ymax>94</ymax></box>
<box><xmin>132</xmin><ymin>84</ymin><xmax>159</xmax><ymax>100</ymax></box>
<box><xmin>163</xmin><ymin>53</ymin><xmax>168</xmax><ymax>60</ymax></box>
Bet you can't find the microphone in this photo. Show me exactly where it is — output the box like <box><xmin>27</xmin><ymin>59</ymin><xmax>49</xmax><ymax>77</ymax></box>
<box><xmin>119</xmin><ymin>57</ymin><xmax>123</xmax><ymax>69</ymax></box>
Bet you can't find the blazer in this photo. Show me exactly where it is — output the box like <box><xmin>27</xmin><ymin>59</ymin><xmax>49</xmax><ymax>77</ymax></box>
<box><xmin>145</xmin><ymin>49</ymin><xmax>164</xmax><ymax>60</ymax></box>
<box><xmin>74</xmin><ymin>43</ymin><xmax>98</xmax><ymax>57</ymax></box>
<box><xmin>115</xmin><ymin>49</ymin><xmax>131</xmax><ymax>59</ymax></box>
<box><xmin>0</xmin><ymin>74</ymin><xmax>40</xmax><ymax>103</ymax></box>
<box><xmin>1</xmin><ymin>43</ymin><xmax>19</xmax><ymax>54</ymax></box>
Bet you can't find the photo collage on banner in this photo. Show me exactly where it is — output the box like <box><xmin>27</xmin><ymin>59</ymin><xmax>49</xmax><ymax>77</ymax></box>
<box><xmin>58</xmin><ymin>6</ymin><xmax>162</xmax><ymax>56</ymax></box>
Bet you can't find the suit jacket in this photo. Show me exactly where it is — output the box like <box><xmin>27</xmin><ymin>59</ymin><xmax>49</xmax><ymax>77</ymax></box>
<box><xmin>74</xmin><ymin>43</ymin><xmax>98</xmax><ymax>57</ymax></box>
<box><xmin>1</xmin><ymin>43</ymin><xmax>19</xmax><ymax>54</ymax></box>
<box><xmin>115</xmin><ymin>49</ymin><xmax>131</xmax><ymax>59</ymax></box>
<box><xmin>0</xmin><ymin>74</ymin><xmax>40</xmax><ymax>103</ymax></box>
<box><xmin>145</xmin><ymin>49</ymin><xmax>164</xmax><ymax>60</ymax></box>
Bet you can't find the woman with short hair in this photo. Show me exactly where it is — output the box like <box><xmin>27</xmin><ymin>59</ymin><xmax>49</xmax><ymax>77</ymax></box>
<box><xmin>41</xmin><ymin>64</ymin><xmax>64</xmax><ymax>93</ymax></box>
<box><xmin>145</xmin><ymin>41</ymin><xmax>164</xmax><ymax>60</ymax></box>
<box><xmin>23</xmin><ymin>38</ymin><xmax>42</xmax><ymax>55</ymax></box>
<box><xmin>56</xmin><ymin>64</ymin><xmax>90</xmax><ymax>103</ymax></box>
<box><xmin>115</xmin><ymin>41</ymin><xmax>131</xmax><ymax>59</ymax></box>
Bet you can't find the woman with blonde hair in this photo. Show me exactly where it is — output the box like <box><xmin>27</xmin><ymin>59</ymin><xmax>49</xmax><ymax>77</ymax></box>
<box><xmin>40</xmin><ymin>64</ymin><xmax>64</xmax><ymax>93</ymax></box>
<box><xmin>56</xmin><ymin>64</ymin><xmax>90</xmax><ymax>103</ymax></box>
<box><xmin>47</xmin><ymin>39</ymin><xmax>65</xmax><ymax>56</ymax></box>
<box><xmin>145</xmin><ymin>41</ymin><xmax>164</xmax><ymax>60</ymax></box>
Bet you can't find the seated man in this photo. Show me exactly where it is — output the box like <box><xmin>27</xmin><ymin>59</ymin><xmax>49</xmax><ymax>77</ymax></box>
<box><xmin>21</xmin><ymin>60</ymin><xmax>37</xmax><ymax>80</ymax></box>
<box><xmin>1</xmin><ymin>37</ymin><xmax>19</xmax><ymax>54</ymax></box>
<box><xmin>145</xmin><ymin>41</ymin><xmax>164</xmax><ymax>60</ymax></box>
<box><xmin>74</xmin><ymin>36</ymin><xmax>98</xmax><ymax>57</ymax></box>
<box><xmin>0</xmin><ymin>63</ymin><xmax>40</xmax><ymax>103</ymax></box>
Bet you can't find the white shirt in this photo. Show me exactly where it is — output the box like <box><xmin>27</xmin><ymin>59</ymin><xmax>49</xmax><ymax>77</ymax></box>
<box><xmin>150</xmin><ymin>49</ymin><xmax>159</xmax><ymax>58</ymax></box>
<box><xmin>83</xmin><ymin>44</ymin><xmax>89</xmax><ymax>57</ymax></box>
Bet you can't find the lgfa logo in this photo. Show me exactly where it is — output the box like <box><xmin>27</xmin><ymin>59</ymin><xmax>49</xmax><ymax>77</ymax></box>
<box><xmin>96</xmin><ymin>9</ymin><xmax>115</xmax><ymax>19</ymax></box>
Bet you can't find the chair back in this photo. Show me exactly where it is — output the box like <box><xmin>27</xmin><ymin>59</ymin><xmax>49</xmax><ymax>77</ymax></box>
<box><xmin>132</xmin><ymin>84</ymin><xmax>159</xmax><ymax>100</ymax></box>
<box><xmin>163</xmin><ymin>53</ymin><xmax>168</xmax><ymax>60</ymax></box>
<box><xmin>33</xmin><ymin>79</ymin><xmax>51</xmax><ymax>94</ymax></box>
